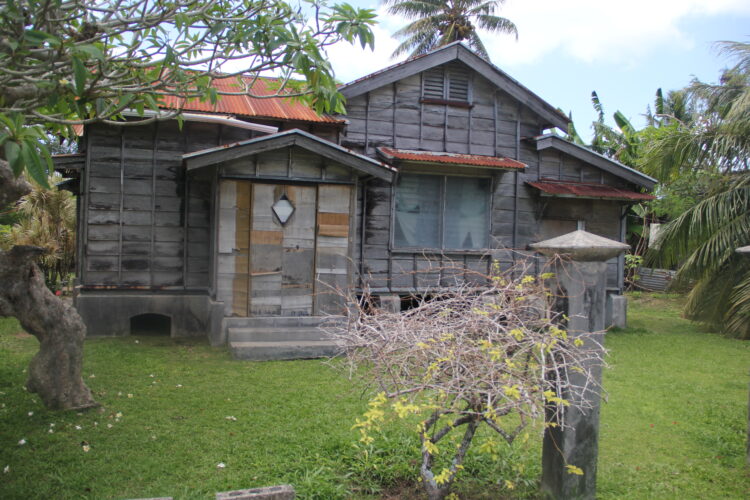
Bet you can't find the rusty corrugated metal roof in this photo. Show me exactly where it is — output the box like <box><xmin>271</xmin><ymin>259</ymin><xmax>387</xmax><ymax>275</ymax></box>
<box><xmin>527</xmin><ymin>179</ymin><xmax>655</xmax><ymax>201</ymax></box>
<box><xmin>159</xmin><ymin>76</ymin><xmax>342</xmax><ymax>124</ymax></box>
<box><xmin>378</xmin><ymin>147</ymin><xmax>526</xmax><ymax>169</ymax></box>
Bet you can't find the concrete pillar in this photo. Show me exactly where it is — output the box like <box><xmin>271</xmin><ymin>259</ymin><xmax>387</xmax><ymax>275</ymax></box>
<box><xmin>530</xmin><ymin>230</ymin><xmax>629</xmax><ymax>500</ymax></box>
<box><xmin>736</xmin><ymin>245</ymin><xmax>750</xmax><ymax>467</ymax></box>
<box><xmin>378</xmin><ymin>294</ymin><xmax>401</xmax><ymax>313</ymax></box>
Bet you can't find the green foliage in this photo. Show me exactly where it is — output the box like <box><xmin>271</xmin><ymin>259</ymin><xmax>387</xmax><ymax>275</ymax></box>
<box><xmin>384</xmin><ymin>0</ymin><xmax>517</xmax><ymax>59</ymax></box>
<box><xmin>643</xmin><ymin>42</ymin><xmax>750</xmax><ymax>338</ymax></box>
<box><xmin>0</xmin><ymin>0</ymin><xmax>377</xmax><ymax>180</ymax></box>
<box><xmin>1</xmin><ymin>173</ymin><xmax>77</xmax><ymax>291</ymax></box>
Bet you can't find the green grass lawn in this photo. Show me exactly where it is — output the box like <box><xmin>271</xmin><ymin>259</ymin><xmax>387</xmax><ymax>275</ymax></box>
<box><xmin>0</xmin><ymin>293</ymin><xmax>748</xmax><ymax>499</ymax></box>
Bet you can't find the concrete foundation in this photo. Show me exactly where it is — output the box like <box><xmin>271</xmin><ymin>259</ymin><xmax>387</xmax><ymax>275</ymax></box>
<box><xmin>606</xmin><ymin>294</ymin><xmax>627</xmax><ymax>329</ymax></box>
<box><xmin>215</xmin><ymin>485</ymin><xmax>295</xmax><ymax>500</ymax></box>
<box><xmin>74</xmin><ymin>291</ymin><xmax>224</xmax><ymax>343</ymax></box>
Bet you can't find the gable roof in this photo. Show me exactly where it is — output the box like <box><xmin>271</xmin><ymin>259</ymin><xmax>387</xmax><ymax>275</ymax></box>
<box><xmin>339</xmin><ymin>42</ymin><xmax>570</xmax><ymax>131</ymax></box>
<box><xmin>183</xmin><ymin>129</ymin><xmax>395</xmax><ymax>182</ymax></box>
<box><xmin>530</xmin><ymin>134</ymin><xmax>657</xmax><ymax>189</ymax></box>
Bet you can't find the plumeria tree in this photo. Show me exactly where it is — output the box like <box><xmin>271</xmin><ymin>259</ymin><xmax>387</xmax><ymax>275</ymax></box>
<box><xmin>0</xmin><ymin>0</ymin><xmax>376</xmax><ymax>410</ymax></box>
<box><xmin>328</xmin><ymin>263</ymin><xmax>604</xmax><ymax>500</ymax></box>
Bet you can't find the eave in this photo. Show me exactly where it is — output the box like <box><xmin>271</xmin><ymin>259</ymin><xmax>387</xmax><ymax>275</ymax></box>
<box><xmin>530</xmin><ymin>135</ymin><xmax>657</xmax><ymax>190</ymax></box>
<box><xmin>183</xmin><ymin>129</ymin><xmax>396</xmax><ymax>183</ymax></box>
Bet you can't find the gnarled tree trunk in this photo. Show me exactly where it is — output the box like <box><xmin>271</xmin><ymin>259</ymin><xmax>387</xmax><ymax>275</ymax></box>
<box><xmin>0</xmin><ymin>161</ymin><xmax>96</xmax><ymax>410</ymax></box>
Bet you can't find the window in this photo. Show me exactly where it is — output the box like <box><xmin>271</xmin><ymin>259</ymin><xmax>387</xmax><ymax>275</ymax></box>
<box><xmin>394</xmin><ymin>174</ymin><xmax>490</xmax><ymax>250</ymax></box>
<box><xmin>422</xmin><ymin>67</ymin><xmax>471</xmax><ymax>103</ymax></box>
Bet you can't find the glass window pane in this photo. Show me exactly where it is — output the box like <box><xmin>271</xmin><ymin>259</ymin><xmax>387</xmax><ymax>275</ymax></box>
<box><xmin>394</xmin><ymin>174</ymin><xmax>441</xmax><ymax>248</ymax></box>
<box><xmin>443</xmin><ymin>177</ymin><xmax>489</xmax><ymax>249</ymax></box>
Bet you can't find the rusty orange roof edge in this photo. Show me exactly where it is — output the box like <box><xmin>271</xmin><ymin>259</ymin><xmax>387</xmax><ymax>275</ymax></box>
<box><xmin>378</xmin><ymin>146</ymin><xmax>526</xmax><ymax>169</ymax></box>
<box><xmin>527</xmin><ymin>179</ymin><xmax>656</xmax><ymax>201</ymax></box>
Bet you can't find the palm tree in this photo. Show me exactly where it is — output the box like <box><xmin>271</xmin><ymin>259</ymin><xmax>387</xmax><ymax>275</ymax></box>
<box><xmin>385</xmin><ymin>0</ymin><xmax>517</xmax><ymax>59</ymax></box>
<box><xmin>1</xmin><ymin>173</ymin><xmax>76</xmax><ymax>291</ymax></box>
<box><xmin>642</xmin><ymin>41</ymin><xmax>750</xmax><ymax>338</ymax></box>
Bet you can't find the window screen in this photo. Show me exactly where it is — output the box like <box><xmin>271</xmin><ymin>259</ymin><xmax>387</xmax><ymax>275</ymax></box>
<box><xmin>394</xmin><ymin>174</ymin><xmax>490</xmax><ymax>249</ymax></box>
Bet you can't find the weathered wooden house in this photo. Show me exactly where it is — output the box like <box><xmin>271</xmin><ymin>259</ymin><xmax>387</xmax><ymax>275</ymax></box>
<box><xmin>56</xmin><ymin>42</ymin><xmax>655</xmax><ymax>359</ymax></box>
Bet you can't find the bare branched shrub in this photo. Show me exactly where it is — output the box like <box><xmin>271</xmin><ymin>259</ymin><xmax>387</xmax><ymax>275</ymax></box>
<box><xmin>326</xmin><ymin>261</ymin><xmax>605</xmax><ymax>500</ymax></box>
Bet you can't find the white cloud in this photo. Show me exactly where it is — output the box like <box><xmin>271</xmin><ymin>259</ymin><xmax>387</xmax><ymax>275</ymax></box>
<box><xmin>329</xmin><ymin>0</ymin><xmax>750</xmax><ymax>79</ymax></box>
<box><xmin>485</xmin><ymin>0</ymin><xmax>750</xmax><ymax>67</ymax></box>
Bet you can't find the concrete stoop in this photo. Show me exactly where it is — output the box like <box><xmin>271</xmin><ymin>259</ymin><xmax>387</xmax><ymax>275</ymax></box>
<box><xmin>224</xmin><ymin>316</ymin><xmax>344</xmax><ymax>361</ymax></box>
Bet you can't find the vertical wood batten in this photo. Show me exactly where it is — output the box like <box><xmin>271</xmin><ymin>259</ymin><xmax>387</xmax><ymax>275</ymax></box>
<box><xmin>117</xmin><ymin>128</ymin><xmax>125</xmax><ymax>283</ymax></box>
<box><xmin>149</xmin><ymin>122</ymin><xmax>159</xmax><ymax>288</ymax></box>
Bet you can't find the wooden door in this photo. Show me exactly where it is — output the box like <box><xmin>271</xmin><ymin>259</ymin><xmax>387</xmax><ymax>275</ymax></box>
<box><xmin>222</xmin><ymin>181</ymin><xmax>353</xmax><ymax>317</ymax></box>
<box><xmin>248</xmin><ymin>183</ymin><xmax>317</xmax><ymax>316</ymax></box>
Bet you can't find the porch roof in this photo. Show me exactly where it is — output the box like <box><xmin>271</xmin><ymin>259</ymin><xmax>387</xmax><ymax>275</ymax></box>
<box><xmin>530</xmin><ymin>134</ymin><xmax>657</xmax><ymax>189</ymax></box>
<box><xmin>377</xmin><ymin>147</ymin><xmax>526</xmax><ymax>170</ymax></box>
<box><xmin>183</xmin><ymin>129</ymin><xmax>396</xmax><ymax>182</ymax></box>
<box><xmin>527</xmin><ymin>179</ymin><xmax>656</xmax><ymax>202</ymax></box>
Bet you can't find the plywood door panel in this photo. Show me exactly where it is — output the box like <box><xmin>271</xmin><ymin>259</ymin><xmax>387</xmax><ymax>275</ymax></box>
<box><xmin>247</xmin><ymin>183</ymin><xmax>317</xmax><ymax>317</ymax></box>
<box><xmin>315</xmin><ymin>184</ymin><xmax>353</xmax><ymax>315</ymax></box>
<box><xmin>279</xmin><ymin>185</ymin><xmax>316</xmax><ymax>316</ymax></box>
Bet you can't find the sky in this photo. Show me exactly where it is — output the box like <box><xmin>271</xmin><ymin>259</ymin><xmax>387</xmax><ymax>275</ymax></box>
<box><xmin>325</xmin><ymin>0</ymin><xmax>750</xmax><ymax>141</ymax></box>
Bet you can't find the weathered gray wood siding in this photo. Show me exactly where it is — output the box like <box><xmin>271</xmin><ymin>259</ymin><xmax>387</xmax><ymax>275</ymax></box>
<box><xmin>81</xmin><ymin>121</ymin><xmax>255</xmax><ymax>290</ymax></box>
<box><xmin>343</xmin><ymin>61</ymin><xmax>631</xmax><ymax>292</ymax></box>
<box><xmin>214</xmin><ymin>146</ymin><xmax>357</xmax><ymax>316</ymax></box>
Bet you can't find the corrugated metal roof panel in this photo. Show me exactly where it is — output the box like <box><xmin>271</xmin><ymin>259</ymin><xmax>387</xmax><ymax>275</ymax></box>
<box><xmin>378</xmin><ymin>147</ymin><xmax>526</xmax><ymax>169</ymax></box>
<box><xmin>527</xmin><ymin>179</ymin><xmax>655</xmax><ymax>201</ymax></box>
<box><xmin>160</xmin><ymin>76</ymin><xmax>342</xmax><ymax>124</ymax></box>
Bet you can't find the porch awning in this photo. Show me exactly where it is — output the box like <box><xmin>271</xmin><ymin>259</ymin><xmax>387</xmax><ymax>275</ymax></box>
<box><xmin>377</xmin><ymin>147</ymin><xmax>526</xmax><ymax>170</ymax></box>
<box><xmin>527</xmin><ymin>179</ymin><xmax>655</xmax><ymax>202</ymax></box>
<box><xmin>183</xmin><ymin>129</ymin><xmax>395</xmax><ymax>182</ymax></box>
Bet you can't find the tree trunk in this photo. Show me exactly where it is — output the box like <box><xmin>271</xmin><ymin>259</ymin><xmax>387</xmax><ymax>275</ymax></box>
<box><xmin>0</xmin><ymin>161</ymin><xmax>96</xmax><ymax>410</ymax></box>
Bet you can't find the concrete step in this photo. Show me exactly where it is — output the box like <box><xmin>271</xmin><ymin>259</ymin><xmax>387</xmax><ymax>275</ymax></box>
<box><xmin>229</xmin><ymin>340</ymin><xmax>342</xmax><ymax>361</ymax></box>
<box><xmin>222</xmin><ymin>315</ymin><xmax>344</xmax><ymax>329</ymax></box>
<box><xmin>228</xmin><ymin>327</ymin><xmax>333</xmax><ymax>343</ymax></box>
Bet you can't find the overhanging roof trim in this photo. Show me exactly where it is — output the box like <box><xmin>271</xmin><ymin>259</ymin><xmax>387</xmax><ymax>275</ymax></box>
<box><xmin>339</xmin><ymin>42</ymin><xmax>570</xmax><ymax>131</ymax></box>
<box><xmin>183</xmin><ymin>129</ymin><xmax>395</xmax><ymax>182</ymax></box>
<box><xmin>531</xmin><ymin>134</ymin><xmax>657</xmax><ymax>189</ymax></box>
<box><xmin>527</xmin><ymin>179</ymin><xmax>656</xmax><ymax>202</ymax></box>
<box><xmin>377</xmin><ymin>147</ymin><xmax>526</xmax><ymax>170</ymax></box>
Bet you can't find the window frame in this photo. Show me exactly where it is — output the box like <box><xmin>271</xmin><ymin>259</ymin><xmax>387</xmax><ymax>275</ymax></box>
<box><xmin>390</xmin><ymin>172</ymin><xmax>493</xmax><ymax>253</ymax></box>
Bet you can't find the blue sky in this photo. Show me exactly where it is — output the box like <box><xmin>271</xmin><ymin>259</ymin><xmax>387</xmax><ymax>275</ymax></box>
<box><xmin>326</xmin><ymin>0</ymin><xmax>750</xmax><ymax>141</ymax></box>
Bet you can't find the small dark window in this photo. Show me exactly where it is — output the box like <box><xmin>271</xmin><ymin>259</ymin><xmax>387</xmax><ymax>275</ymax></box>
<box><xmin>422</xmin><ymin>67</ymin><xmax>471</xmax><ymax>104</ymax></box>
<box><xmin>130</xmin><ymin>313</ymin><xmax>171</xmax><ymax>336</ymax></box>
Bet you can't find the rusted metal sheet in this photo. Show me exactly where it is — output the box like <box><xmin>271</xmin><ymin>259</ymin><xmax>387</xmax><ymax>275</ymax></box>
<box><xmin>378</xmin><ymin>146</ymin><xmax>526</xmax><ymax>170</ymax></box>
<box><xmin>527</xmin><ymin>179</ymin><xmax>655</xmax><ymax>201</ymax></box>
<box><xmin>160</xmin><ymin>76</ymin><xmax>343</xmax><ymax>124</ymax></box>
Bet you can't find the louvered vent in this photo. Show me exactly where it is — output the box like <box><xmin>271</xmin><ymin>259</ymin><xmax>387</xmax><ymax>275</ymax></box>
<box><xmin>423</xmin><ymin>69</ymin><xmax>445</xmax><ymax>99</ymax></box>
<box><xmin>447</xmin><ymin>69</ymin><xmax>469</xmax><ymax>101</ymax></box>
